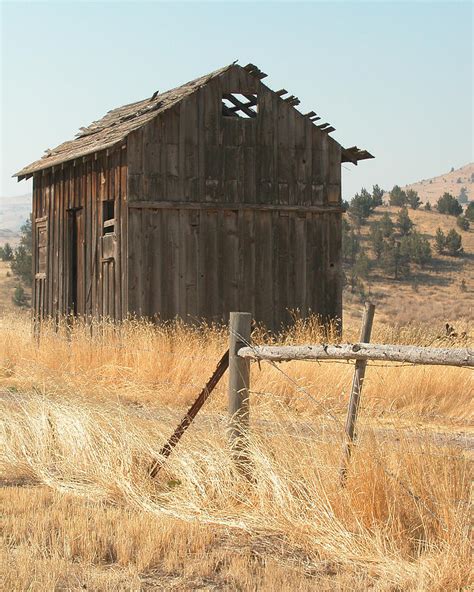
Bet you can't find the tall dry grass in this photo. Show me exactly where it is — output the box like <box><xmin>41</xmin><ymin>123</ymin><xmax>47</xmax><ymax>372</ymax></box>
<box><xmin>1</xmin><ymin>313</ymin><xmax>473</xmax><ymax>590</ymax></box>
<box><xmin>0</xmin><ymin>313</ymin><xmax>472</xmax><ymax>422</ymax></box>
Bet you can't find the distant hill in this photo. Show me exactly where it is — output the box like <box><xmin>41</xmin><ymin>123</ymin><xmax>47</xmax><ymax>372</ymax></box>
<box><xmin>0</xmin><ymin>193</ymin><xmax>32</xmax><ymax>246</ymax></box>
<box><xmin>402</xmin><ymin>163</ymin><xmax>474</xmax><ymax>205</ymax></box>
<box><xmin>344</xmin><ymin>204</ymin><xmax>473</xmax><ymax>326</ymax></box>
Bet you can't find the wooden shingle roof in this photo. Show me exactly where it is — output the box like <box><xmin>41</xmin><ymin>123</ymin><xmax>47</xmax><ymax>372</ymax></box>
<box><xmin>15</xmin><ymin>62</ymin><xmax>373</xmax><ymax>180</ymax></box>
<box><xmin>15</xmin><ymin>64</ymin><xmax>231</xmax><ymax>180</ymax></box>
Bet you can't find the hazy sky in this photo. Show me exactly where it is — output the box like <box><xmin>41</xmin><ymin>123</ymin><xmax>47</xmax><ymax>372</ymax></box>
<box><xmin>1</xmin><ymin>0</ymin><xmax>472</xmax><ymax>201</ymax></box>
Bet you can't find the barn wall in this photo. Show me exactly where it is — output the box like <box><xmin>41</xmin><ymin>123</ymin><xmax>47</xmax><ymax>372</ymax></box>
<box><xmin>127</xmin><ymin>65</ymin><xmax>341</xmax><ymax>207</ymax></box>
<box><xmin>126</xmin><ymin>65</ymin><xmax>343</xmax><ymax>329</ymax></box>
<box><xmin>32</xmin><ymin>148</ymin><xmax>127</xmax><ymax>321</ymax></box>
<box><xmin>127</xmin><ymin>205</ymin><xmax>342</xmax><ymax>328</ymax></box>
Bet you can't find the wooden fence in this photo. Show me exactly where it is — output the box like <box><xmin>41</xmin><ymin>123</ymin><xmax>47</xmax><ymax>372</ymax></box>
<box><xmin>151</xmin><ymin>305</ymin><xmax>473</xmax><ymax>482</ymax></box>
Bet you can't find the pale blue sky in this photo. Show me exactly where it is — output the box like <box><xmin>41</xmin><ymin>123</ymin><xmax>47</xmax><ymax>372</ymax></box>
<box><xmin>1</xmin><ymin>1</ymin><xmax>473</xmax><ymax>200</ymax></box>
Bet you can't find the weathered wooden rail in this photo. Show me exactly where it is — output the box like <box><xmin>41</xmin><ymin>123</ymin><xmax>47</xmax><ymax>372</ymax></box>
<box><xmin>229</xmin><ymin>308</ymin><xmax>473</xmax><ymax>482</ymax></box>
<box><xmin>150</xmin><ymin>306</ymin><xmax>472</xmax><ymax>484</ymax></box>
<box><xmin>238</xmin><ymin>342</ymin><xmax>474</xmax><ymax>367</ymax></box>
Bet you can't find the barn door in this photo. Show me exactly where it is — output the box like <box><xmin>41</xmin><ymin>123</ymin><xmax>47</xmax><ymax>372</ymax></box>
<box><xmin>68</xmin><ymin>208</ymin><xmax>85</xmax><ymax>316</ymax></box>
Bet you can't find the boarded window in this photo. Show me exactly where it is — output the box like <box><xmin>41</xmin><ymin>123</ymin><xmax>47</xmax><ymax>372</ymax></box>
<box><xmin>36</xmin><ymin>221</ymin><xmax>47</xmax><ymax>275</ymax></box>
<box><xmin>222</xmin><ymin>93</ymin><xmax>257</xmax><ymax>118</ymax></box>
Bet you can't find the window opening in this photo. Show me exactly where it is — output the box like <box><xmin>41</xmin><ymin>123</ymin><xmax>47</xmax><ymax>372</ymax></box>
<box><xmin>103</xmin><ymin>200</ymin><xmax>115</xmax><ymax>235</ymax></box>
<box><xmin>222</xmin><ymin>93</ymin><xmax>257</xmax><ymax>118</ymax></box>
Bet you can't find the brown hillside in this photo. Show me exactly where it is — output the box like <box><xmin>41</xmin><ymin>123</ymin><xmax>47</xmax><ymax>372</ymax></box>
<box><xmin>402</xmin><ymin>162</ymin><xmax>474</xmax><ymax>205</ymax></box>
<box><xmin>344</xmin><ymin>205</ymin><xmax>474</xmax><ymax>327</ymax></box>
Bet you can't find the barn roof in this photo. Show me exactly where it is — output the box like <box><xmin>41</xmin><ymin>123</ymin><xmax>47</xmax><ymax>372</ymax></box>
<box><xmin>15</xmin><ymin>63</ymin><xmax>373</xmax><ymax>180</ymax></box>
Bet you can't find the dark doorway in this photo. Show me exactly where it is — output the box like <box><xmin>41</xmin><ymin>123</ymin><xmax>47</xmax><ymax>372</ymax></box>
<box><xmin>68</xmin><ymin>208</ymin><xmax>84</xmax><ymax>315</ymax></box>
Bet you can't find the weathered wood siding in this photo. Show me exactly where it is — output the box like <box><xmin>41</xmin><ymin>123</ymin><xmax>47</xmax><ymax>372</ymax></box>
<box><xmin>126</xmin><ymin>65</ymin><xmax>342</xmax><ymax>328</ymax></box>
<box><xmin>31</xmin><ymin>148</ymin><xmax>127</xmax><ymax>320</ymax></box>
<box><xmin>128</xmin><ymin>205</ymin><xmax>341</xmax><ymax>327</ymax></box>
<box><xmin>127</xmin><ymin>65</ymin><xmax>341</xmax><ymax>206</ymax></box>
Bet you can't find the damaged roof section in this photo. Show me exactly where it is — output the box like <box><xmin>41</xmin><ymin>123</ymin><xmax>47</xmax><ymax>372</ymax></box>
<box><xmin>15</xmin><ymin>62</ymin><xmax>373</xmax><ymax>180</ymax></box>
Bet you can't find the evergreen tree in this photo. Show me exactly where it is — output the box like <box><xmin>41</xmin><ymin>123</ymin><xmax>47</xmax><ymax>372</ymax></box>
<box><xmin>389</xmin><ymin>185</ymin><xmax>407</xmax><ymax>207</ymax></box>
<box><xmin>0</xmin><ymin>243</ymin><xmax>14</xmax><ymax>261</ymax></box>
<box><xmin>406</xmin><ymin>189</ymin><xmax>421</xmax><ymax>210</ymax></box>
<box><xmin>436</xmin><ymin>192</ymin><xmax>463</xmax><ymax>216</ymax></box>
<box><xmin>456</xmin><ymin>216</ymin><xmax>470</xmax><ymax>231</ymax></box>
<box><xmin>434</xmin><ymin>228</ymin><xmax>446</xmax><ymax>254</ymax></box>
<box><xmin>342</xmin><ymin>219</ymin><xmax>360</xmax><ymax>264</ymax></box>
<box><xmin>369</xmin><ymin>222</ymin><xmax>384</xmax><ymax>260</ymax></box>
<box><xmin>457</xmin><ymin>187</ymin><xmax>469</xmax><ymax>204</ymax></box>
<box><xmin>465</xmin><ymin>202</ymin><xmax>474</xmax><ymax>222</ymax></box>
<box><xmin>348</xmin><ymin>188</ymin><xmax>375</xmax><ymax>225</ymax></box>
<box><xmin>379</xmin><ymin>212</ymin><xmax>394</xmax><ymax>237</ymax></box>
<box><xmin>424</xmin><ymin>201</ymin><xmax>432</xmax><ymax>211</ymax></box>
<box><xmin>445</xmin><ymin>229</ymin><xmax>463</xmax><ymax>256</ymax></box>
<box><xmin>397</xmin><ymin>207</ymin><xmax>413</xmax><ymax>236</ymax></box>
<box><xmin>349</xmin><ymin>250</ymin><xmax>370</xmax><ymax>293</ymax></box>
<box><xmin>383</xmin><ymin>238</ymin><xmax>410</xmax><ymax>280</ymax></box>
<box><xmin>371</xmin><ymin>184</ymin><xmax>384</xmax><ymax>207</ymax></box>
<box><xmin>404</xmin><ymin>231</ymin><xmax>432</xmax><ymax>267</ymax></box>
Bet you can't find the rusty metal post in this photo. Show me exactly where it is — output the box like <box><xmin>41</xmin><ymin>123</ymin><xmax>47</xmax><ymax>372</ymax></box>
<box><xmin>228</xmin><ymin>312</ymin><xmax>252</xmax><ymax>473</ymax></box>
<box><xmin>149</xmin><ymin>350</ymin><xmax>229</xmax><ymax>478</ymax></box>
<box><xmin>340</xmin><ymin>302</ymin><xmax>375</xmax><ymax>485</ymax></box>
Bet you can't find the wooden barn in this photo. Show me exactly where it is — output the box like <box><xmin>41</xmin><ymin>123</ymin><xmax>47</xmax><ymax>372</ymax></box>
<box><xmin>15</xmin><ymin>62</ymin><xmax>373</xmax><ymax>329</ymax></box>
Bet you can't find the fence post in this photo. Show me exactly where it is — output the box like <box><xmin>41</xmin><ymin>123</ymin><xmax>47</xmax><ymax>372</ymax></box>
<box><xmin>340</xmin><ymin>302</ymin><xmax>375</xmax><ymax>485</ymax></box>
<box><xmin>228</xmin><ymin>312</ymin><xmax>252</xmax><ymax>473</ymax></box>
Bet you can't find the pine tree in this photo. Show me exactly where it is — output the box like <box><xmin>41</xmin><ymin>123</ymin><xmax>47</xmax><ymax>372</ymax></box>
<box><xmin>396</xmin><ymin>207</ymin><xmax>413</xmax><ymax>236</ymax></box>
<box><xmin>348</xmin><ymin>189</ymin><xmax>375</xmax><ymax>225</ymax></box>
<box><xmin>371</xmin><ymin>184</ymin><xmax>384</xmax><ymax>207</ymax></box>
<box><xmin>434</xmin><ymin>228</ymin><xmax>446</xmax><ymax>254</ymax></box>
<box><xmin>379</xmin><ymin>212</ymin><xmax>394</xmax><ymax>237</ymax></box>
<box><xmin>383</xmin><ymin>238</ymin><xmax>410</xmax><ymax>280</ymax></box>
<box><xmin>456</xmin><ymin>216</ymin><xmax>470</xmax><ymax>231</ymax></box>
<box><xmin>436</xmin><ymin>193</ymin><xmax>463</xmax><ymax>216</ymax></box>
<box><xmin>465</xmin><ymin>202</ymin><xmax>474</xmax><ymax>222</ymax></box>
<box><xmin>342</xmin><ymin>219</ymin><xmax>360</xmax><ymax>264</ymax></box>
<box><xmin>404</xmin><ymin>231</ymin><xmax>432</xmax><ymax>267</ymax></box>
<box><xmin>369</xmin><ymin>222</ymin><xmax>384</xmax><ymax>260</ymax></box>
<box><xmin>0</xmin><ymin>243</ymin><xmax>14</xmax><ymax>261</ymax></box>
<box><xmin>389</xmin><ymin>185</ymin><xmax>407</xmax><ymax>207</ymax></box>
<box><xmin>457</xmin><ymin>187</ymin><xmax>468</xmax><ymax>204</ymax></box>
<box><xmin>424</xmin><ymin>201</ymin><xmax>432</xmax><ymax>211</ymax></box>
<box><xmin>445</xmin><ymin>229</ymin><xmax>463</xmax><ymax>256</ymax></box>
<box><xmin>349</xmin><ymin>250</ymin><xmax>370</xmax><ymax>293</ymax></box>
<box><xmin>406</xmin><ymin>189</ymin><xmax>421</xmax><ymax>210</ymax></box>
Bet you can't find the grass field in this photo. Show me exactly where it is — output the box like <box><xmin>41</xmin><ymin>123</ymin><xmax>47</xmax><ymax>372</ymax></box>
<box><xmin>1</xmin><ymin>313</ymin><xmax>472</xmax><ymax>590</ymax></box>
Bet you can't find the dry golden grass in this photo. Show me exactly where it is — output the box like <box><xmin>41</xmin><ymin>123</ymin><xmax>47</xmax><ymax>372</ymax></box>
<box><xmin>1</xmin><ymin>314</ymin><xmax>473</xmax><ymax>590</ymax></box>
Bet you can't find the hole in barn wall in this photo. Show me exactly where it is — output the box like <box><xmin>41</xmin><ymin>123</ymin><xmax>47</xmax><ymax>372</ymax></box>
<box><xmin>102</xmin><ymin>200</ymin><xmax>115</xmax><ymax>235</ymax></box>
<box><xmin>222</xmin><ymin>93</ymin><xmax>258</xmax><ymax>118</ymax></box>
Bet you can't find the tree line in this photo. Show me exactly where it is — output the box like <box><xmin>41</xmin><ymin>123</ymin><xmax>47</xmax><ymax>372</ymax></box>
<box><xmin>343</xmin><ymin>184</ymin><xmax>470</xmax><ymax>296</ymax></box>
